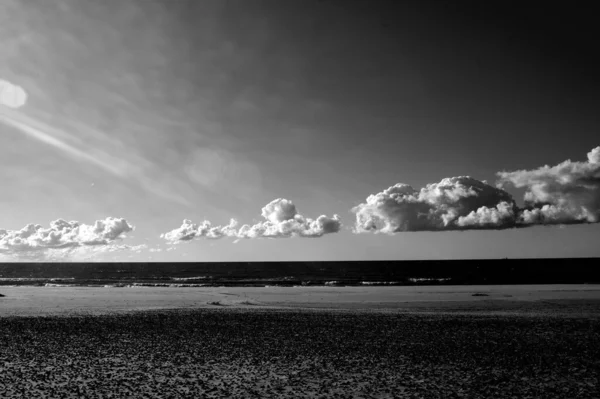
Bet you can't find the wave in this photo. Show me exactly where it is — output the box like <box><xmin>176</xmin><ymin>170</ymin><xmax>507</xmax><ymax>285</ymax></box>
<box><xmin>0</xmin><ymin>278</ymin><xmax>75</xmax><ymax>281</ymax></box>
<box><xmin>408</xmin><ymin>277</ymin><xmax>451</xmax><ymax>283</ymax></box>
<box><xmin>360</xmin><ymin>281</ymin><xmax>400</xmax><ymax>285</ymax></box>
<box><xmin>170</xmin><ymin>276</ymin><xmax>211</xmax><ymax>281</ymax></box>
<box><xmin>124</xmin><ymin>283</ymin><xmax>210</xmax><ymax>288</ymax></box>
<box><xmin>44</xmin><ymin>283</ymin><xmax>74</xmax><ymax>287</ymax></box>
<box><xmin>3</xmin><ymin>277</ymin><xmax>452</xmax><ymax>288</ymax></box>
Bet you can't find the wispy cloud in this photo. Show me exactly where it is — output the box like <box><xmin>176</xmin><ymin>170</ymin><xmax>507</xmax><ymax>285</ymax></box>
<box><xmin>162</xmin><ymin>198</ymin><xmax>342</xmax><ymax>242</ymax></box>
<box><xmin>2</xmin><ymin>1</ymin><xmax>273</xmax><ymax>214</ymax></box>
<box><xmin>0</xmin><ymin>108</ymin><xmax>126</xmax><ymax>176</ymax></box>
<box><xmin>0</xmin><ymin>106</ymin><xmax>191</xmax><ymax>207</ymax></box>
<box><xmin>183</xmin><ymin>146</ymin><xmax>263</xmax><ymax>198</ymax></box>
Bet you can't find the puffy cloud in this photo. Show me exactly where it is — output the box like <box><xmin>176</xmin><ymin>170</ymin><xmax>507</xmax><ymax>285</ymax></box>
<box><xmin>497</xmin><ymin>146</ymin><xmax>600</xmax><ymax>225</ymax></box>
<box><xmin>355</xmin><ymin>146</ymin><xmax>600</xmax><ymax>234</ymax></box>
<box><xmin>456</xmin><ymin>201</ymin><xmax>516</xmax><ymax>228</ymax></box>
<box><xmin>588</xmin><ymin>146</ymin><xmax>600</xmax><ymax>164</ymax></box>
<box><xmin>518</xmin><ymin>204</ymin><xmax>588</xmax><ymax>225</ymax></box>
<box><xmin>0</xmin><ymin>79</ymin><xmax>27</xmax><ymax>109</ymax></box>
<box><xmin>353</xmin><ymin>176</ymin><xmax>518</xmax><ymax>233</ymax></box>
<box><xmin>160</xmin><ymin>219</ymin><xmax>239</xmax><ymax>242</ymax></box>
<box><xmin>0</xmin><ymin>217</ymin><xmax>134</xmax><ymax>258</ymax></box>
<box><xmin>162</xmin><ymin>198</ymin><xmax>342</xmax><ymax>242</ymax></box>
<box><xmin>261</xmin><ymin>198</ymin><xmax>298</xmax><ymax>223</ymax></box>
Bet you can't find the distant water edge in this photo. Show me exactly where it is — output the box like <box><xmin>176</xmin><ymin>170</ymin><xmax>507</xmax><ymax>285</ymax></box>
<box><xmin>1</xmin><ymin>259</ymin><xmax>599</xmax><ymax>287</ymax></box>
<box><xmin>0</xmin><ymin>277</ymin><xmax>450</xmax><ymax>288</ymax></box>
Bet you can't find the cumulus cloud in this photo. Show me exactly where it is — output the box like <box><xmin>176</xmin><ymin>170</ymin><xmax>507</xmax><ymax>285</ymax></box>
<box><xmin>162</xmin><ymin>198</ymin><xmax>342</xmax><ymax>242</ymax></box>
<box><xmin>497</xmin><ymin>146</ymin><xmax>600</xmax><ymax>225</ymax></box>
<box><xmin>161</xmin><ymin>218</ymin><xmax>239</xmax><ymax>242</ymax></box>
<box><xmin>261</xmin><ymin>198</ymin><xmax>298</xmax><ymax>223</ymax></box>
<box><xmin>352</xmin><ymin>176</ymin><xmax>518</xmax><ymax>233</ymax></box>
<box><xmin>0</xmin><ymin>79</ymin><xmax>27</xmax><ymax>109</ymax></box>
<box><xmin>354</xmin><ymin>146</ymin><xmax>600</xmax><ymax>234</ymax></box>
<box><xmin>456</xmin><ymin>201</ymin><xmax>516</xmax><ymax>228</ymax></box>
<box><xmin>0</xmin><ymin>217</ymin><xmax>134</xmax><ymax>259</ymax></box>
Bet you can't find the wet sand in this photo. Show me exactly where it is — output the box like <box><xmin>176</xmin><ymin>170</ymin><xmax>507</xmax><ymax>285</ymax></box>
<box><xmin>1</xmin><ymin>285</ymin><xmax>599</xmax><ymax>398</ymax></box>
<box><xmin>1</xmin><ymin>284</ymin><xmax>600</xmax><ymax>316</ymax></box>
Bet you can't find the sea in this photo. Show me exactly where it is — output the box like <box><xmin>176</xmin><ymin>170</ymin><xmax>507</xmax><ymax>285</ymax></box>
<box><xmin>0</xmin><ymin>258</ymin><xmax>598</xmax><ymax>288</ymax></box>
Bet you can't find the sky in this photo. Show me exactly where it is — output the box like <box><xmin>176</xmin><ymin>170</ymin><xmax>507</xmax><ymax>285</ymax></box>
<box><xmin>0</xmin><ymin>0</ymin><xmax>599</xmax><ymax>262</ymax></box>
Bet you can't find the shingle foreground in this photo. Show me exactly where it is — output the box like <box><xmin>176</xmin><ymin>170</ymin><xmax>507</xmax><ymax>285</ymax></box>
<box><xmin>0</xmin><ymin>309</ymin><xmax>598</xmax><ymax>398</ymax></box>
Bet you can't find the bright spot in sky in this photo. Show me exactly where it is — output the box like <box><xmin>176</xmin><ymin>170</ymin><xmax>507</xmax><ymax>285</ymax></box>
<box><xmin>0</xmin><ymin>80</ymin><xmax>28</xmax><ymax>109</ymax></box>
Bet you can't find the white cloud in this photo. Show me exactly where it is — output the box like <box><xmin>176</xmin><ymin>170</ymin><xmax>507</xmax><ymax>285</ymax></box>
<box><xmin>356</xmin><ymin>146</ymin><xmax>600</xmax><ymax>234</ymax></box>
<box><xmin>352</xmin><ymin>176</ymin><xmax>518</xmax><ymax>233</ymax></box>
<box><xmin>0</xmin><ymin>79</ymin><xmax>27</xmax><ymax>109</ymax></box>
<box><xmin>162</xmin><ymin>198</ymin><xmax>342</xmax><ymax>242</ymax></box>
<box><xmin>456</xmin><ymin>201</ymin><xmax>516</xmax><ymax>228</ymax></box>
<box><xmin>0</xmin><ymin>217</ymin><xmax>134</xmax><ymax>259</ymax></box>
<box><xmin>519</xmin><ymin>204</ymin><xmax>588</xmax><ymax>225</ymax></box>
<box><xmin>588</xmin><ymin>146</ymin><xmax>600</xmax><ymax>164</ymax></box>
<box><xmin>497</xmin><ymin>146</ymin><xmax>600</xmax><ymax>225</ymax></box>
<box><xmin>161</xmin><ymin>218</ymin><xmax>239</xmax><ymax>242</ymax></box>
<box><xmin>261</xmin><ymin>198</ymin><xmax>298</xmax><ymax>223</ymax></box>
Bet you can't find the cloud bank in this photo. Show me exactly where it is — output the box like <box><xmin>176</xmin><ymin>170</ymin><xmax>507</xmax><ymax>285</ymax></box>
<box><xmin>0</xmin><ymin>79</ymin><xmax>27</xmax><ymax>109</ymax></box>
<box><xmin>162</xmin><ymin>198</ymin><xmax>342</xmax><ymax>242</ymax></box>
<box><xmin>0</xmin><ymin>217</ymin><xmax>134</xmax><ymax>259</ymax></box>
<box><xmin>353</xmin><ymin>176</ymin><xmax>518</xmax><ymax>233</ymax></box>
<box><xmin>497</xmin><ymin>146</ymin><xmax>600</xmax><ymax>225</ymax></box>
<box><xmin>354</xmin><ymin>146</ymin><xmax>600</xmax><ymax>233</ymax></box>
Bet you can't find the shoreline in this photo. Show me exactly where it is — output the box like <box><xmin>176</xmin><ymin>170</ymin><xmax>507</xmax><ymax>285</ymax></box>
<box><xmin>2</xmin><ymin>284</ymin><xmax>600</xmax><ymax>317</ymax></box>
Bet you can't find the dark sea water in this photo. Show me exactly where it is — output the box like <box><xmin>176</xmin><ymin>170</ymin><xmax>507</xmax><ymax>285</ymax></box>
<box><xmin>0</xmin><ymin>258</ymin><xmax>598</xmax><ymax>287</ymax></box>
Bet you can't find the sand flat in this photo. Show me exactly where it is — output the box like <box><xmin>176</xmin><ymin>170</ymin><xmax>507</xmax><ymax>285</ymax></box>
<box><xmin>1</xmin><ymin>284</ymin><xmax>600</xmax><ymax>316</ymax></box>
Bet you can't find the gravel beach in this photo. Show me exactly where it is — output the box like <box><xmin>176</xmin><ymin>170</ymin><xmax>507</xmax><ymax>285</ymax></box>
<box><xmin>1</xmin><ymin>286</ymin><xmax>599</xmax><ymax>398</ymax></box>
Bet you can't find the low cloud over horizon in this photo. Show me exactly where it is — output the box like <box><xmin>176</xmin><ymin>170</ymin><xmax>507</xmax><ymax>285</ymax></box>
<box><xmin>2</xmin><ymin>145</ymin><xmax>598</xmax><ymax>257</ymax></box>
<box><xmin>353</xmin><ymin>176</ymin><xmax>519</xmax><ymax>233</ymax></box>
<box><xmin>353</xmin><ymin>146</ymin><xmax>600</xmax><ymax>233</ymax></box>
<box><xmin>497</xmin><ymin>146</ymin><xmax>600</xmax><ymax>225</ymax></box>
<box><xmin>0</xmin><ymin>217</ymin><xmax>135</xmax><ymax>260</ymax></box>
<box><xmin>162</xmin><ymin>198</ymin><xmax>342</xmax><ymax>243</ymax></box>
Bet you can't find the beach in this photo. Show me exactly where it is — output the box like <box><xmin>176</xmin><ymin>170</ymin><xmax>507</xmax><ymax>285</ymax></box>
<box><xmin>2</xmin><ymin>284</ymin><xmax>600</xmax><ymax>316</ymax></box>
<box><xmin>1</xmin><ymin>285</ymin><xmax>599</xmax><ymax>398</ymax></box>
